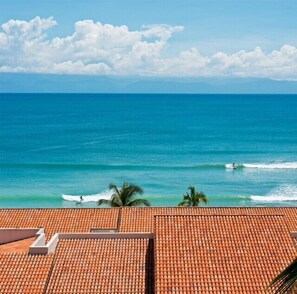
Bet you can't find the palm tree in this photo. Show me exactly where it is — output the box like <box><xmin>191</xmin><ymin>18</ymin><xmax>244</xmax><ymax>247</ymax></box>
<box><xmin>178</xmin><ymin>186</ymin><xmax>208</xmax><ymax>207</ymax></box>
<box><xmin>98</xmin><ymin>182</ymin><xmax>151</xmax><ymax>207</ymax></box>
<box><xmin>269</xmin><ymin>257</ymin><xmax>297</xmax><ymax>293</ymax></box>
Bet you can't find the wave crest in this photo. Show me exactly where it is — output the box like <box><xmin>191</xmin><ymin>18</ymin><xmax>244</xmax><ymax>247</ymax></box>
<box><xmin>250</xmin><ymin>185</ymin><xmax>297</xmax><ymax>202</ymax></box>
<box><xmin>226</xmin><ymin>162</ymin><xmax>297</xmax><ymax>170</ymax></box>
<box><xmin>244</xmin><ymin>162</ymin><xmax>297</xmax><ymax>169</ymax></box>
<box><xmin>62</xmin><ymin>190</ymin><xmax>112</xmax><ymax>203</ymax></box>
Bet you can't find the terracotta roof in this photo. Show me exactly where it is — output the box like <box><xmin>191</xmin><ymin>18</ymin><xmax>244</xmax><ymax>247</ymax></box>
<box><xmin>0</xmin><ymin>253</ymin><xmax>53</xmax><ymax>293</ymax></box>
<box><xmin>0</xmin><ymin>208</ymin><xmax>119</xmax><ymax>240</ymax></box>
<box><xmin>1</xmin><ymin>207</ymin><xmax>296</xmax><ymax>237</ymax></box>
<box><xmin>45</xmin><ymin>238</ymin><xmax>154</xmax><ymax>293</ymax></box>
<box><xmin>0</xmin><ymin>207</ymin><xmax>296</xmax><ymax>293</ymax></box>
<box><xmin>119</xmin><ymin>207</ymin><xmax>297</xmax><ymax>233</ymax></box>
<box><xmin>154</xmin><ymin>215</ymin><xmax>296</xmax><ymax>293</ymax></box>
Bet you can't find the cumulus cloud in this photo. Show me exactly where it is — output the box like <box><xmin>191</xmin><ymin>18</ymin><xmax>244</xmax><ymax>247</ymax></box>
<box><xmin>0</xmin><ymin>16</ymin><xmax>297</xmax><ymax>80</ymax></box>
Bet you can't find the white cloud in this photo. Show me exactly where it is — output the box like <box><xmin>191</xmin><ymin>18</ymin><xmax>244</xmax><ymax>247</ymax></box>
<box><xmin>142</xmin><ymin>24</ymin><xmax>183</xmax><ymax>42</ymax></box>
<box><xmin>1</xmin><ymin>16</ymin><xmax>56</xmax><ymax>40</ymax></box>
<box><xmin>0</xmin><ymin>16</ymin><xmax>297</xmax><ymax>80</ymax></box>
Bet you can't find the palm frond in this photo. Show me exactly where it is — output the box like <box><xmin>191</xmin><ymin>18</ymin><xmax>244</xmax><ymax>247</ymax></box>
<box><xmin>197</xmin><ymin>192</ymin><xmax>208</xmax><ymax>204</ymax></box>
<box><xmin>128</xmin><ymin>198</ymin><xmax>151</xmax><ymax>207</ymax></box>
<box><xmin>128</xmin><ymin>184</ymin><xmax>144</xmax><ymax>195</ymax></box>
<box><xmin>121</xmin><ymin>182</ymin><xmax>131</xmax><ymax>205</ymax></box>
<box><xmin>178</xmin><ymin>200</ymin><xmax>190</xmax><ymax>207</ymax></box>
<box><xmin>98</xmin><ymin>199</ymin><xmax>111</xmax><ymax>207</ymax></box>
<box><xmin>109</xmin><ymin>183</ymin><xmax>120</xmax><ymax>196</ymax></box>
<box><xmin>269</xmin><ymin>257</ymin><xmax>297</xmax><ymax>293</ymax></box>
<box><xmin>182</xmin><ymin>193</ymin><xmax>191</xmax><ymax>201</ymax></box>
<box><xmin>179</xmin><ymin>186</ymin><xmax>208</xmax><ymax>207</ymax></box>
<box><xmin>107</xmin><ymin>182</ymin><xmax>147</xmax><ymax>207</ymax></box>
<box><xmin>110</xmin><ymin>195</ymin><xmax>123</xmax><ymax>207</ymax></box>
<box><xmin>188</xmin><ymin>186</ymin><xmax>196</xmax><ymax>196</ymax></box>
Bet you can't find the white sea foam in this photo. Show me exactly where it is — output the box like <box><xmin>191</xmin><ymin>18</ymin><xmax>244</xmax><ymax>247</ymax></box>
<box><xmin>250</xmin><ymin>185</ymin><xmax>297</xmax><ymax>202</ymax></box>
<box><xmin>244</xmin><ymin>162</ymin><xmax>297</xmax><ymax>169</ymax></box>
<box><xmin>225</xmin><ymin>163</ymin><xmax>242</xmax><ymax>169</ymax></box>
<box><xmin>62</xmin><ymin>190</ymin><xmax>112</xmax><ymax>203</ymax></box>
<box><xmin>226</xmin><ymin>162</ymin><xmax>297</xmax><ymax>169</ymax></box>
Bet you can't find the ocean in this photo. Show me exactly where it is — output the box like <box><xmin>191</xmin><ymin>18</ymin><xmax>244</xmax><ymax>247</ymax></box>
<box><xmin>0</xmin><ymin>94</ymin><xmax>297</xmax><ymax>208</ymax></box>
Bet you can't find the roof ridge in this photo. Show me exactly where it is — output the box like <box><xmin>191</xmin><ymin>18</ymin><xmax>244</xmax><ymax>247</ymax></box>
<box><xmin>153</xmin><ymin>214</ymin><xmax>285</xmax><ymax>217</ymax></box>
<box><xmin>120</xmin><ymin>206</ymin><xmax>297</xmax><ymax>209</ymax></box>
<box><xmin>117</xmin><ymin>207</ymin><xmax>123</xmax><ymax>230</ymax></box>
<box><xmin>43</xmin><ymin>254</ymin><xmax>55</xmax><ymax>294</ymax></box>
<box><xmin>0</xmin><ymin>207</ymin><xmax>119</xmax><ymax>211</ymax></box>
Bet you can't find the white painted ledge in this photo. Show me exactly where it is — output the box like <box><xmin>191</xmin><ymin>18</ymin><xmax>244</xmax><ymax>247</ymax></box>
<box><xmin>0</xmin><ymin>228</ymin><xmax>43</xmax><ymax>244</ymax></box>
<box><xmin>29</xmin><ymin>232</ymin><xmax>154</xmax><ymax>255</ymax></box>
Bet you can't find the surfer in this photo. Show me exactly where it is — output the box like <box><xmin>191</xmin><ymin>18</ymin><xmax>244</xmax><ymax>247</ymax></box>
<box><xmin>232</xmin><ymin>163</ymin><xmax>237</xmax><ymax>170</ymax></box>
<box><xmin>76</xmin><ymin>196</ymin><xmax>84</xmax><ymax>204</ymax></box>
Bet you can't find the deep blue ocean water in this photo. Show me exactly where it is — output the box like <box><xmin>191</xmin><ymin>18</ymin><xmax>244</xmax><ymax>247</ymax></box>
<box><xmin>0</xmin><ymin>94</ymin><xmax>297</xmax><ymax>208</ymax></box>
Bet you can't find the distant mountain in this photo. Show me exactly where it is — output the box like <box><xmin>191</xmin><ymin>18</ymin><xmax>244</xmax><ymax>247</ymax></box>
<box><xmin>1</xmin><ymin>73</ymin><xmax>297</xmax><ymax>94</ymax></box>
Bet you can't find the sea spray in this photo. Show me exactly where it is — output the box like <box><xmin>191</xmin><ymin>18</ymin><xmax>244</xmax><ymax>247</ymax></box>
<box><xmin>243</xmin><ymin>162</ymin><xmax>297</xmax><ymax>169</ymax></box>
<box><xmin>250</xmin><ymin>185</ymin><xmax>297</xmax><ymax>202</ymax></box>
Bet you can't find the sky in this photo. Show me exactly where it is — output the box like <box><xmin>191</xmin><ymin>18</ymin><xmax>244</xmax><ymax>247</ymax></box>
<box><xmin>1</xmin><ymin>0</ymin><xmax>297</xmax><ymax>82</ymax></box>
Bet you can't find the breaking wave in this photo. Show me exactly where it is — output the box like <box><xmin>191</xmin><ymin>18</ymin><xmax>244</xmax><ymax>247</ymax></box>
<box><xmin>225</xmin><ymin>162</ymin><xmax>297</xmax><ymax>170</ymax></box>
<box><xmin>62</xmin><ymin>190</ymin><xmax>112</xmax><ymax>203</ymax></box>
<box><xmin>250</xmin><ymin>185</ymin><xmax>297</xmax><ymax>202</ymax></box>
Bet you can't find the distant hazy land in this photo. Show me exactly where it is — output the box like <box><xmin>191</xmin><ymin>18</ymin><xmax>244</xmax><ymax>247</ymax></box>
<box><xmin>1</xmin><ymin>73</ymin><xmax>297</xmax><ymax>94</ymax></box>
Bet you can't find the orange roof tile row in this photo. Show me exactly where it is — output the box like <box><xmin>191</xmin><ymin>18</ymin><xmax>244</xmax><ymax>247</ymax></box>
<box><xmin>1</xmin><ymin>207</ymin><xmax>297</xmax><ymax>238</ymax></box>
<box><xmin>0</xmin><ymin>208</ymin><xmax>119</xmax><ymax>240</ymax></box>
<box><xmin>119</xmin><ymin>207</ymin><xmax>297</xmax><ymax>233</ymax></box>
<box><xmin>0</xmin><ymin>253</ymin><xmax>53</xmax><ymax>294</ymax></box>
<box><xmin>46</xmin><ymin>238</ymin><xmax>154</xmax><ymax>293</ymax></box>
<box><xmin>154</xmin><ymin>215</ymin><xmax>296</xmax><ymax>293</ymax></box>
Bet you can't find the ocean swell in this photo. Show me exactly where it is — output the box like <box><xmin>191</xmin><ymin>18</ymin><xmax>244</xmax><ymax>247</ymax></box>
<box><xmin>1</xmin><ymin>161</ymin><xmax>297</xmax><ymax>172</ymax></box>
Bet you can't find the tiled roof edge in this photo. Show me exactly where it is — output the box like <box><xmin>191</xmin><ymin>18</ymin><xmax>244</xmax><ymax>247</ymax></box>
<box><xmin>0</xmin><ymin>207</ymin><xmax>120</xmax><ymax>211</ymax></box>
<box><xmin>30</xmin><ymin>232</ymin><xmax>154</xmax><ymax>255</ymax></box>
<box><xmin>153</xmin><ymin>214</ymin><xmax>285</xmax><ymax>218</ymax></box>
<box><xmin>120</xmin><ymin>206</ymin><xmax>297</xmax><ymax>209</ymax></box>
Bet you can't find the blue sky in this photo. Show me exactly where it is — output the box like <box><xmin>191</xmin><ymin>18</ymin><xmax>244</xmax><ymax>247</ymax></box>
<box><xmin>0</xmin><ymin>0</ymin><xmax>297</xmax><ymax>81</ymax></box>
<box><xmin>2</xmin><ymin>0</ymin><xmax>297</xmax><ymax>52</ymax></box>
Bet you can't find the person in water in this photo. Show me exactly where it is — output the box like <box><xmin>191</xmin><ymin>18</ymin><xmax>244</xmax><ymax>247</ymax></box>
<box><xmin>232</xmin><ymin>163</ymin><xmax>237</xmax><ymax>169</ymax></box>
<box><xmin>76</xmin><ymin>196</ymin><xmax>84</xmax><ymax>204</ymax></box>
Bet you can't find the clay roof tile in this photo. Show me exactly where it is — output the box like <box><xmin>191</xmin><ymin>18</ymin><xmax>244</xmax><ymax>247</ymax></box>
<box><xmin>154</xmin><ymin>214</ymin><xmax>296</xmax><ymax>293</ymax></box>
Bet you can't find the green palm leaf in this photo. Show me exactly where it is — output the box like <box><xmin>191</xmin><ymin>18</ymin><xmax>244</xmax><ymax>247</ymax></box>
<box><xmin>98</xmin><ymin>182</ymin><xmax>149</xmax><ymax>207</ymax></box>
<box><xmin>109</xmin><ymin>183</ymin><xmax>120</xmax><ymax>196</ymax></box>
<box><xmin>97</xmin><ymin>199</ymin><xmax>111</xmax><ymax>206</ymax></box>
<box><xmin>178</xmin><ymin>186</ymin><xmax>208</xmax><ymax>207</ymax></box>
<box><xmin>178</xmin><ymin>200</ymin><xmax>190</xmax><ymax>207</ymax></box>
<box><xmin>269</xmin><ymin>257</ymin><xmax>297</xmax><ymax>293</ymax></box>
<box><xmin>110</xmin><ymin>196</ymin><xmax>122</xmax><ymax>207</ymax></box>
<box><xmin>128</xmin><ymin>199</ymin><xmax>151</xmax><ymax>207</ymax></box>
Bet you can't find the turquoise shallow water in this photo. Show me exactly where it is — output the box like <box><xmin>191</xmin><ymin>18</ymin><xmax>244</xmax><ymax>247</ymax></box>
<box><xmin>0</xmin><ymin>94</ymin><xmax>297</xmax><ymax>208</ymax></box>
